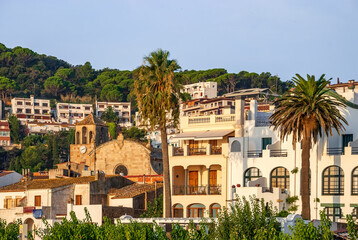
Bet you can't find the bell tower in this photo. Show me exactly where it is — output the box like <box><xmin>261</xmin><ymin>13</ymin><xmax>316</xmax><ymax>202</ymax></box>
<box><xmin>70</xmin><ymin>114</ymin><xmax>109</xmax><ymax>170</ymax></box>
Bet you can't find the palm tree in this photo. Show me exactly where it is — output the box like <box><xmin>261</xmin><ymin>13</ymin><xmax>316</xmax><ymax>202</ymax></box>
<box><xmin>134</xmin><ymin>49</ymin><xmax>181</xmax><ymax>218</ymax></box>
<box><xmin>270</xmin><ymin>74</ymin><xmax>347</xmax><ymax>220</ymax></box>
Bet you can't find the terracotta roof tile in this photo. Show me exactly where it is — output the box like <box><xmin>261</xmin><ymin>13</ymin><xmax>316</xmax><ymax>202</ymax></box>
<box><xmin>0</xmin><ymin>171</ymin><xmax>14</xmax><ymax>177</ymax></box>
<box><xmin>0</xmin><ymin>176</ymin><xmax>118</xmax><ymax>192</ymax></box>
<box><xmin>110</xmin><ymin>183</ymin><xmax>163</xmax><ymax>199</ymax></box>
<box><xmin>77</xmin><ymin>114</ymin><xmax>106</xmax><ymax>126</ymax></box>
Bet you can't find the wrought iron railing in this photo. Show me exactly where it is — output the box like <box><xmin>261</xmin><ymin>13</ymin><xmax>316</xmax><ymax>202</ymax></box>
<box><xmin>270</xmin><ymin>149</ymin><xmax>288</xmax><ymax>157</ymax></box>
<box><xmin>172</xmin><ymin>186</ymin><xmax>186</xmax><ymax>195</ymax></box>
<box><xmin>189</xmin><ymin>147</ymin><xmax>206</xmax><ymax>155</ymax></box>
<box><xmin>327</xmin><ymin>148</ymin><xmax>343</xmax><ymax>155</ymax></box>
<box><xmin>173</xmin><ymin>185</ymin><xmax>222</xmax><ymax>195</ymax></box>
<box><xmin>209</xmin><ymin>185</ymin><xmax>222</xmax><ymax>195</ymax></box>
<box><xmin>173</xmin><ymin>147</ymin><xmax>184</xmax><ymax>156</ymax></box>
<box><xmin>247</xmin><ymin>150</ymin><xmax>262</xmax><ymax>158</ymax></box>
<box><xmin>211</xmin><ymin>146</ymin><xmax>222</xmax><ymax>155</ymax></box>
<box><xmin>187</xmin><ymin>185</ymin><xmax>207</xmax><ymax>195</ymax></box>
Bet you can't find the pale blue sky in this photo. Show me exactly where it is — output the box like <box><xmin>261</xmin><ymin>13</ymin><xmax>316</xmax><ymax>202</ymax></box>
<box><xmin>1</xmin><ymin>0</ymin><xmax>357</xmax><ymax>82</ymax></box>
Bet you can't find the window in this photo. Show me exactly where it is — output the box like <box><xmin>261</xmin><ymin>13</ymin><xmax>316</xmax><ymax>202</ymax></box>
<box><xmin>115</xmin><ymin>165</ymin><xmax>128</xmax><ymax>176</ymax></box>
<box><xmin>34</xmin><ymin>102</ymin><xmax>39</xmax><ymax>106</ymax></box>
<box><xmin>26</xmin><ymin>109</ymin><xmax>31</xmax><ymax>114</ymax></box>
<box><xmin>231</xmin><ymin>140</ymin><xmax>241</xmax><ymax>152</ymax></box>
<box><xmin>99</xmin><ymin>105</ymin><xmax>104</xmax><ymax>108</ymax></box>
<box><xmin>75</xmin><ymin>195</ymin><xmax>82</xmax><ymax>205</ymax></box>
<box><xmin>244</xmin><ymin>168</ymin><xmax>262</xmax><ymax>186</ymax></box>
<box><xmin>352</xmin><ymin>207</ymin><xmax>358</xmax><ymax>221</ymax></box>
<box><xmin>42</xmin><ymin>103</ymin><xmax>48</xmax><ymax>107</ymax></box>
<box><xmin>271</xmin><ymin>167</ymin><xmax>290</xmax><ymax>189</ymax></box>
<box><xmin>25</xmin><ymin>102</ymin><xmax>31</xmax><ymax>106</ymax></box>
<box><xmin>17</xmin><ymin>101</ymin><xmax>22</xmax><ymax>105</ymax></box>
<box><xmin>322</xmin><ymin>166</ymin><xmax>344</xmax><ymax>195</ymax></box>
<box><xmin>324</xmin><ymin>207</ymin><xmax>342</xmax><ymax>222</ymax></box>
<box><xmin>15</xmin><ymin>197</ymin><xmax>22</xmax><ymax>207</ymax></box>
<box><xmin>210</xmin><ymin>203</ymin><xmax>221</xmax><ymax>218</ymax></box>
<box><xmin>352</xmin><ymin>167</ymin><xmax>358</xmax><ymax>195</ymax></box>
<box><xmin>82</xmin><ymin>127</ymin><xmax>87</xmax><ymax>144</ymax></box>
<box><xmin>35</xmin><ymin>109</ymin><xmax>40</xmax><ymax>114</ymax></box>
<box><xmin>16</xmin><ymin>109</ymin><xmax>22</xmax><ymax>113</ymax></box>
<box><xmin>262</xmin><ymin>138</ymin><xmax>272</xmax><ymax>150</ymax></box>
<box><xmin>35</xmin><ymin>195</ymin><xmax>41</xmax><ymax>207</ymax></box>
<box><xmin>85</xmin><ymin>107</ymin><xmax>90</xmax><ymax>111</ymax></box>
<box><xmin>187</xmin><ymin>203</ymin><xmax>205</xmax><ymax>217</ymax></box>
<box><xmin>173</xmin><ymin>204</ymin><xmax>183</xmax><ymax>218</ymax></box>
<box><xmin>4</xmin><ymin>197</ymin><xmax>13</xmax><ymax>209</ymax></box>
<box><xmin>43</xmin><ymin>110</ymin><xmax>48</xmax><ymax>114</ymax></box>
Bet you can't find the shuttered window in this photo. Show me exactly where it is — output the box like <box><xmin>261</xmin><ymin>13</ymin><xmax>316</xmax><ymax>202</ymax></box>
<box><xmin>75</xmin><ymin>195</ymin><xmax>82</xmax><ymax>205</ymax></box>
<box><xmin>35</xmin><ymin>195</ymin><xmax>41</xmax><ymax>207</ymax></box>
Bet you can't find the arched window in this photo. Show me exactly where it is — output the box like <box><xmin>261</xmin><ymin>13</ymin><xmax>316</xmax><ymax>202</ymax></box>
<box><xmin>82</xmin><ymin>127</ymin><xmax>87</xmax><ymax>144</ymax></box>
<box><xmin>352</xmin><ymin>167</ymin><xmax>358</xmax><ymax>195</ymax></box>
<box><xmin>244</xmin><ymin>168</ymin><xmax>262</xmax><ymax>186</ymax></box>
<box><xmin>322</xmin><ymin>165</ymin><xmax>344</xmax><ymax>195</ymax></box>
<box><xmin>187</xmin><ymin>203</ymin><xmax>205</xmax><ymax>218</ymax></box>
<box><xmin>231</xmin><ymin>140</ymin><xmax>241</xmax><ymax>152</ymax></box>
<box><xmin>89</xmin><ymin>131</ymin><xmax>93</xmax><ymax>144</ymax></box>
<box><xmin>210</xmin><ymin>203</ymin><xmax>221</xmax><ymax>218</ymax></box>
<box><xmin>76</xmin><ymin>131</ymin><xmax>80</xmax><ymax>144</ymax></box>
<box><xmin>115</xmin><ymin>165</ymin><xmax>128</xmax><ymax>176</ymax></box>
<box><xmin>173</xmin><ymin>204</ymin><xmax>183</xmax><ymax>218</ymax></box>
<box><xmin>271</xmin><ymin>167</ymin><xmax>290</xmax><ymax>189</ymax></box>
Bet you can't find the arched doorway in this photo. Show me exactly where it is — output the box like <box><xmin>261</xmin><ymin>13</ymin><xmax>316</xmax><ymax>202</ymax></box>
<box><xmin>173</xmin><ymin>203</ymin><xmax>184</xmax><ymax>218</ymax></box>
<box><xmin>187</xmin><ymin>203</ymin><xmax>205</xmax><ymax>217</ymax></box>
<box><xmin>114</xmin><ymin>165</ymin><xmax>128</xmax><ymax>176</ymax></box>
<box><xmin>24</xmin><ymin>218</ymin><xmax>34</xmax><ymax>233</ymax></box>
<box><xmin>209</xmin><ymin>203</ymin><xmax>221</xmax><ymax>218</ymax></box>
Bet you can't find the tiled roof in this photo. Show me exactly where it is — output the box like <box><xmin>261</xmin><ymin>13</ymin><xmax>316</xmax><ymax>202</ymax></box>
<box><xmin>0</xmin><ymin>171</ymin><xmax>14</xmax><ymax>178</ymax></box>
<box><xmin>0</xmin><ymin>176</ymin><xmax>114</xmax><ymax>192</ymax></box>
<box><xmin>77</xmin><ymin>114</ymin><xmax>106</xmax><ymax>126</ymax></box>
<box><xmin>110</xmin><ymin>183</ymin><xmax>163</xmax><ymax>199</ymax></box>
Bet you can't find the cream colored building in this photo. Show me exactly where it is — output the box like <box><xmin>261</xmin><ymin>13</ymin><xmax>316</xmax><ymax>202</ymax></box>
<box><xmin>95</xmin><ymin>101</ymin><xmax>131</xmax><ymax>127</ymax></box>
<box><xmin>183</xmin><ymin>82</ymin><xmax>217</xmax><ymax>99</ymax></box>
<box><xmin>56</xmin><ymin>102</ymin><xmax>93</xmax><ymax>124</ymax></box>
<box><xmin>11</xmin><ymin>95</ymin><xmax>52</xmax><ymax>123</ymax></box>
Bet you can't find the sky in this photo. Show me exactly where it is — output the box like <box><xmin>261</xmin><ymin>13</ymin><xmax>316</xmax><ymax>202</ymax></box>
<box><xmin>0</xmin><ymin>0</ymin><xmax>357</xmax><ymax>82</ymax></box>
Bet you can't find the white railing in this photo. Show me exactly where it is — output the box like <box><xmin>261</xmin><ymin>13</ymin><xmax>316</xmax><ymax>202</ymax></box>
<box><xmin>215</xmin><ymin>115</ymin><xmax>235</xmax><ymax>123</ymax></box>
<box><xmin>188</xmin><ymin>117</ymin><xmax>210</xmax><ymax>124</ymax></box>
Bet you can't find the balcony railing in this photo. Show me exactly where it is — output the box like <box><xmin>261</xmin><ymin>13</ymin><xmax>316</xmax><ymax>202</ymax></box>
<box><xmin>189</xmin><ymin>147</ymin><xmax>206</xmax><ymax>155</ymax></box>
<box><xmin>188</xmin><ymin>117</ymin><xmax>210</xmax><ymax>125</ymax></box>
<box><xmin>172</xmin><ymin>185</ymin><xmax>222</xmax><ymax>195</ymax></box>
<box><xmin>215</xmin><ymin>115</ymin><xmax>235</xmax><ymax>123</ymax></box>
<box><xmin>211</xmin><ymin>146</ymin><xmax>222</xmax><ymax>155</ymax></box>
<box><xmin>352</xmin><ymin>147</ymin><xmax>358</xmax><ymax>155</ymax></box>
<box><xmin>173</xmin><ymin>147</ymin><xmax>184</xmax><ymax>156</ymax></box>
<box><xmin>247</xmin><ymin>150</ymin><xmax>262</xmax><ymax>158</ymax></box>
<box><xmin>327</xmin><ymin>148</ymin><xmax>343</xmax><ymax>155</ymax></box>
<box><xmin>270</xmin><ymin>149</ymin><xmax>288</xmax><ymax>157</ymax></box>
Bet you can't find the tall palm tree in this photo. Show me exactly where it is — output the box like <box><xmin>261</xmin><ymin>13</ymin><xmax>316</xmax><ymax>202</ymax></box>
<box><xmin>134</xmin><ymin>49</ymin><xmax>181</xmax><ymax>218</ymax></box>
<box><xmin>270</xmin><ymin>74</ymin><xmax>347</xmax><ymax>220</ymax></box>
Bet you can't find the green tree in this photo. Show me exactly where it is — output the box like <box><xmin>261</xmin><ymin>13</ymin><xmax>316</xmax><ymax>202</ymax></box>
<box><xmin>134</xmin><ymin>49</ymin><xmax>181</xmax><ymax>218</ymax></box>
<box><xmin>107</xmin><ymin>122</ymin><xmax>117</xmax><ymax>139</ymax></box>
<box><xmin>8</xmin><ymin>115</ymin><xmax>26</xmax><ymax>144</ymax></box>
<box><xmin>44</xmin><ymin>76</ymin><xmax>66</xmax><ymax>97</ymax></box>
<box><xmin>55</xmin><ymin>68</ymin><xmax>73</xmax><ymax>81</ymax></box>
<box><xmin>20</xmin><ymin>144</ymin><xmax>47</xmax><ymax>172</ymax></box>
<box><xmin>0</xmin><ymin>76</ymin><xmax>17</xmax><ymax>101</ymax></box>
<box><xmin>122</xmin><ymin>127</ymin><xmax>147</xmax><ymax>142</ymax></box>
<box><xmin>270</xmin><ymin>74</ymin><xmax>348</xmax><ymax>220</ymax></box>
<box><xmin>100</xmin><ymin>107</ymin><xmax>119</xmax><ymax>123</ymax></box>
<box><xmin>140</xmin><ymin>194</ymin><xmax>163</xmax><ymax>218</ymax></box>
<box><xmin>100</xmin><ymin>84</ymin><xmax>123</xmax><ymax>102</ymax></box>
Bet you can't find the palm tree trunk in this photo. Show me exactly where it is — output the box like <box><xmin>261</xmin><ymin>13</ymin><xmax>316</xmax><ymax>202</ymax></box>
<box><xmin>301</xmin><ymin>132</ymin><xmax>311</xmax><ymax>220</ymax></box>
<box><xmin>160</xmin><ymin>126</ymin><xmax>172</xmax><ymax>218</ymax></box>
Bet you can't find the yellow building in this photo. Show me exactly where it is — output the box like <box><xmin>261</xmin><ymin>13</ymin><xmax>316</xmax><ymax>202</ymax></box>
<box><xmin>169</xmin><ymin>99</ymin><xmax>245</xmax><ymax>218</ymax></box>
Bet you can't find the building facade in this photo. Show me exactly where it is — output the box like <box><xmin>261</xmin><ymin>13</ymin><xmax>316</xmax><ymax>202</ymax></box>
<box><xmin>228</xmin><ymin>85</ymin><xmax>358</xmax><ymax>222</ymax></box>
<box><xmin>95</xmin><ymin>101</ymin><xmax>131</xmax><ymax>127</ymax></box>
<box><xmin>56</xmin><ymin>102</ymin><xmax>93</xmax><ymax>124</ymax></box>
<box><xmin>11</xmin><ymin>96</ymin><xmax>51</xmax><ymax>123</ymax></box>
<box><xmin>0</xmin><ymin>120</ymin><xmax>11</xmax><ymax>147</ymax></box>
<box><xmin>183</xmin><ymin>82</ymin><xmax>217</xmax><ymax>99</ymax></box>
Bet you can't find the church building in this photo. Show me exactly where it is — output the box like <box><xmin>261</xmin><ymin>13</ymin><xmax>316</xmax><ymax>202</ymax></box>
<box><xmin>70</xmin><ymin>115</ymin><xmax>162</xmax><ymax>176</ymax></box>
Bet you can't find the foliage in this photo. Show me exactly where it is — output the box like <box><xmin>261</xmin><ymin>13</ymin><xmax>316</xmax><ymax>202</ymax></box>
<box><xmin>276</xmin><ymin>210</ymin><xmax>289</xmax><ymax>217</ymax></box>
<box><xmin>107</xmin><ymin>122</ymin><xmax>117</xmax><ymax>139</ymax></box>
<box><xmin>140</xmin><ymin>194</ymin><xmax>163</xmax><ymax>218</ymax></box>
<box><xmin>0</xmin><ymin>76</ymin><xmax>17</xmax><ymax>101</ymax></box>
<box><xmin>287</xmin><ymin>205</ymin><xmax>298</xmax><ymax>213</ymax></box>
<box><xmin>291</xmin><ymin>167</ymin><xmax>298</xmax><ymax>174</ymax></box>
<box><xmin>122</xmin><ymin>127</ymin><xmax>147</xmax><ymax>142</ymax></box>
<box><xmin>100</xmin><ymin>107</ymin><xmax>119</xmax><ymax>123</ymax></box>
<box><xmin>286</xmin><ymin>196</ymin><xmax>299</xmax><ymax>204</ymax></box>
<box><xmin>8</xmin><ymin>115</ymin><xmax>26</xmax><ymax>143</ymax></box>
<box><xmin>0</xmin><ymin>219</ymin><xmax>21</xmax><ymax>240</ymax></box>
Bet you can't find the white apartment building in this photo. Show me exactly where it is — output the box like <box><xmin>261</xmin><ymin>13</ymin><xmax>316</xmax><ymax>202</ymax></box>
<box><xmin>11</xmin><ymin>95</ymin><xmax>51</xmax><ymax>123</ymax></box>
<box><xmin>95</xmin><ymin>101</ymin><xmax>131</xmax><ymax>127</ymax></box>
<box><xmin>56</xmin><ymin>102</ymin><xmax>93</xmax><ymax>124</ymax></box>
<box><xmin>26</xmin><ymin>122</ymin><xmax>74</xmax><ymax>135</ymax></box>
<box><xmin>228</xmin><ymin>83</ymin><xmax>358</xmax><ymax>222</ymax></box>
<box><xmin>183</xmin><ymin>82</ymin><xmax>217</xmax><ymax>99</ymax></box>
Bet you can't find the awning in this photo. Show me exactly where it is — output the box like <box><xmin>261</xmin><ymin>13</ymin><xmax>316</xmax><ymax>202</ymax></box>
<box><xmin>173</xmin><ymin>130</ymin><xmax>234</xmax><ymax>140</ymax></box>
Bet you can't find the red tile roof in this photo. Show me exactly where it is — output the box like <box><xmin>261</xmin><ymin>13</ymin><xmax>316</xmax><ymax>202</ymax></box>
<box><xmin>110</xmin><ymin>183</ymin><xmax>163</xmax><ymax>199</ymax></box>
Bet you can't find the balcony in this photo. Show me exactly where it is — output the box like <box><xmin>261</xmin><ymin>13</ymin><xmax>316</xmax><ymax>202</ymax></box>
<box><xmin>173</xmin><ymin>147</ymin><xmax>184</xmax><ymax>156</ymax></box>
<box><xmin>270</xmin><ymin>149</ymin><xmax>288</xmax><ymax>157</ymax></box>
<box><xmin>189</xmin><ymin>147</ymin><xmax>206</xmax><ymax>156</ymax></box>
<box><xmin>172</xmin><ymin>185</ymin><xmax>222</xmax><ymax>195</ymax></box>
<box><xmin>183</xmin><ymin>114</ymin><xmax>236</xmax><ymax>127</ymax></box>
<box><xmin>211</xmin><ymin>146</ymin><xmax>222</xmax><ymax>155</ymax></box>
<box><xmin>247</xmin><ymin>150</ymin><xmax>262</xmax><ymax>158</ymax></box>
<box><xmin>327</xmin><ymin>148</ymin><xmax>343</xmax><ymax>155</ymax></box>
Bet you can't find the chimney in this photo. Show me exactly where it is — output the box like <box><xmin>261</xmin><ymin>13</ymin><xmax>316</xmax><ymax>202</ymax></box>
<box><xmin>337</xmin><ymin>77</ymin><xmax>340</xmax><ymax>84</ymax></box>
<box><xmin>234</xmin><ymin>97</ymin><xmax>245</xmax><ymax>137</ymax></box>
